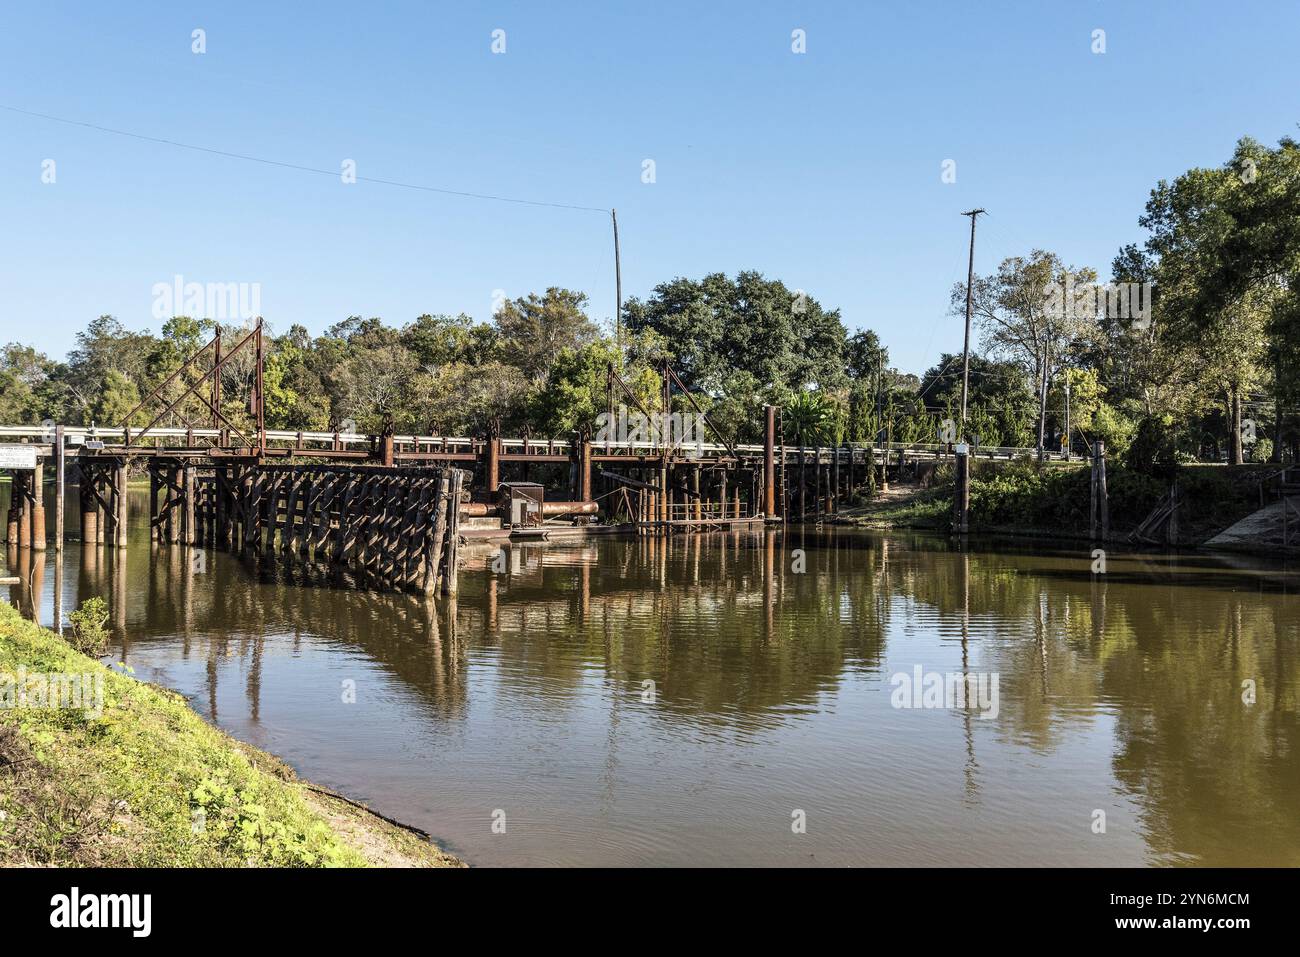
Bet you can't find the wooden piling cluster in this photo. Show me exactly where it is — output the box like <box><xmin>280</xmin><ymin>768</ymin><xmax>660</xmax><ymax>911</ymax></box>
<box><xmin>212</xmin><ymin>464</ymin><xmax>466</xmax><ymax>596</ymax></box>
<box><xmin>77</xmin><ymin>457</ymin><xmax>129</xmax><ymax>547</ymax></box>
<box><xmin>147</xmin><ymin>460</ymin><xmax>202</xmax><ymax>544</ymax></box>
<box><xmin>5</xmin><ymin>463</ymin><xmax>45</xmax><ymax>550</ymax></box>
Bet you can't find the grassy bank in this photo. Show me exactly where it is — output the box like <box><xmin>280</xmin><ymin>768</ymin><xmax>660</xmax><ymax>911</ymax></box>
<box><xmin>0</xmin><ymin>601</ymin><xmax>461</xmax><ymax>867</ymax></box>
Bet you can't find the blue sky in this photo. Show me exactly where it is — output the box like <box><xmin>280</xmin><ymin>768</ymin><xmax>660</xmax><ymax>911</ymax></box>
<box><xmin>2</xmin><ymin>1</ymin><xmax>1297</xmax><ymax>375</ymax></box>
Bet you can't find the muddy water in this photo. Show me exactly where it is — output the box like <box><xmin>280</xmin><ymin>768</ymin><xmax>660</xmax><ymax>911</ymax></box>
<box><xmin>4</xmin><ymin>484</ymin><xmax>1299</xmax><ymax>866</ymax></box>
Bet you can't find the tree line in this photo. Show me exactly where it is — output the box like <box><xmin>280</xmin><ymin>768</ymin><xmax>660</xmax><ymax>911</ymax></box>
<box><xmin>2</xmin><ymin>130</ymin><xmax>1296</xmax><ymax>468</ymax></box>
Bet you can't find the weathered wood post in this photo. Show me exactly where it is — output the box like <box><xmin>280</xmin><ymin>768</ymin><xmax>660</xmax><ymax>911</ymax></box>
<box><xmin>13</xmin><ymin>471</ymin><xmax>30</xmax><ymax>547</ymax></box>
<box><xmin>832</xmin><ymin>444</ymin><xmax>840</xmax><ymax>514</ymax></box>
<box><xmin>54</xmin><ymin>424</ymin><xmax>65</xmax><ymax>552</ymax></box>
<box><xmin>183</xmin><ymin>464</ymin><xmax>196</xmax><ymax>545</ymax></box>
<box><xmin>798</xmin><ymin>446</ymin><xmax>807</xmax><ymax>519</ymax></box>
<box><xmin>442</xmin><ymin>469</ymin><xmax>463</xmax><ymax>598</ymax></box>
<box><xmin>115</xmin><ymin>459</ymin><xmax>129</xmax><ymax>548</ymax></box>
<box><xmin>216</xmin><ymin>465</ymin><xmax>229</xmax><ymax>548</ymax></box>
<box><xmin>149</xmin><ymin>463</ymin><xmax>160</xmax><ymax>542</ymax></box>
<box><xmin>1089</xmin><ymin>448</ymin><xmax>1097</xmax><ymax>539</ymax></box>
<box><xmin>424</xmin><ymin>470</ymin><xmax>450</xmax><ymax>596</ymax></box>
<box><xmin>715</xmin><ymin>468</ymin><xmax>725</xmax><ymax>526</ymax></box>
<box><xmin>952</xmin><ymin>446</ymin><xmax>970</xmax><ymax>534</ymax></box>
<box><xmin>79</xmin><ymin>462</ymin><xmax>96</xmax><ymax>545</ymax></box>
<box><xmin>764</xmin><ymin>405</ymin><xmax>777</xmax><ymax>520</ymax></box>
<box><xmin>1091</xmin><ymin>440</ymin><xmax>1109</xmax><ymax>541</ymax></box>
<box><xmin>658</xmin><ymin>456</ymin><xmax>669</xmax><ymax>528</ymax></box>
<box><xmin>580</xmin><ymin>432</ymin><xmax>593</xmax><ymax>504</ymax></box>
<box><xmin>31</xmin><ymin>461</ymin><xmax>46</xmax><ymax>551</ymax></box>
<box><xmin>486</xmin><ymin>431</ymin><xmax>501</xmax><ymax>495</ymax></box>
<box><xmin>6</xmin><ymin>469</ymin><xmax>18</xmax><ymax>546</ymax></box>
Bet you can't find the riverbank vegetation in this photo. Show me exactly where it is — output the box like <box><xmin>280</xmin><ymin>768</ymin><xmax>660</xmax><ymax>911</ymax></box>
<box><xmin>843</xmin><ymin>458</ymin><xmax>1272</xmax><ymax>545</ymax></box>
<box><xmin>0</xmin><ymin>602</ymin><xmax>459</xmax><ymax>867</ymax></box>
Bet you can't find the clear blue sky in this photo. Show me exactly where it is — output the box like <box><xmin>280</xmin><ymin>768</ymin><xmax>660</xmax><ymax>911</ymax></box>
<box><xmin>2</xmin><ymin>1</ymin><xmax>1296</xmax><ymax>376</ymax></box>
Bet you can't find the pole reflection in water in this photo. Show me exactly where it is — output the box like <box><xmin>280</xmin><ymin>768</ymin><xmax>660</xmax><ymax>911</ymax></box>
<box><xmin>2</xmin><ymin>483</ymin><xmax>1298</xmax><ymax>867</ymax></box>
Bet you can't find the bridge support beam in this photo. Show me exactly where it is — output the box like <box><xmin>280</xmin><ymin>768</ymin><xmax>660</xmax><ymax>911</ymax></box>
<box><xmin>486</xmin><ymin>433</ymin><xmax>500</xmax><ymax>494</ymax></box>
<box><xmin>763</xmin><ymin>405</ymin><xmax>777</xmax><ymax>519</ymax></box>
<box><xmin>6</xmin><ymin>471</ymin><xmax>18</xmax><ymax>546</ymax></box>
<box><xmin>30</xmin><ymin>462</ymin><xmax>46</xmax><ymax>551</ymax></box>
<box><xmin>79</xmin><ymin>462</ymin><xmax>97</xmax><ymax>544</ymax></box>
<box><xmin>113</xmin><ymin>460</ymin><xmax>129</xmax><ymax>548</ymax></box>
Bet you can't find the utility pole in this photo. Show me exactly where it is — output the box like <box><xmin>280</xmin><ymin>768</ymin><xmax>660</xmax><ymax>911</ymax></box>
<box><xmin>1064</xmin><ymin>376</ymin><xmax>1071</xmax><ymax>461</ymax></box>
<box><xmin>612</xmin><ymin>209</ymin><xmax>623</xmax><ymax>364</ymax></box>
<box><xmin>959</xmin><ymin>209</ymin><xmax>985</xmax><ymax>442</ymax></box>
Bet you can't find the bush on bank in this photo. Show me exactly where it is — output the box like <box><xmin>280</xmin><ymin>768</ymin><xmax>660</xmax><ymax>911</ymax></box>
<box><xmin>951</xmin><ymin>458</ymin><xmax>1267</xmax><ymax>541</ymax></box>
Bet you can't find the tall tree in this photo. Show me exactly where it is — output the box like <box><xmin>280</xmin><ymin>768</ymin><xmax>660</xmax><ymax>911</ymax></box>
<box><xmin>954</xmin><ymin>252</ymin><xmax>1100</xmax><ymax>455</ymax></box>
<box><xmin>494</xmin><ymin>288</ymin><xmax>599</xmax><ymax>382</ymax></box>
<box><xmin>624</xmin><ymin>271</ymin><xmax>849</xmax><ymax>398</ymax></box>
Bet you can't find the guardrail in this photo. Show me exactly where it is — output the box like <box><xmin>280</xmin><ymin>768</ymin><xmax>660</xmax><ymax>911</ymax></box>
<box><xmin>0</xmin><ymin>424</ymin><xmax>1070</xmax><ymax>461</ymax></box>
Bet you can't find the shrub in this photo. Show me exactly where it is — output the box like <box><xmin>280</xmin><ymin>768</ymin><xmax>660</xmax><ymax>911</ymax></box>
<box><xmin>67</xmin><ymin>598</ymin><xmax>110</xmax><ymax>657</ymax></box>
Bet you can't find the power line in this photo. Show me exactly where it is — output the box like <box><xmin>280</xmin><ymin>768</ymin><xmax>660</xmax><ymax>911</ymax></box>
<box><xmin>1</xmin><ymin>103</ymin><xmax>610</xmax><ymax>214</ymax></box>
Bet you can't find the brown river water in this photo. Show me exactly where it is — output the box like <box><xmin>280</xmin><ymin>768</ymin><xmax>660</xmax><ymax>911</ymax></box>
<box><xmin>3</xmin><ymin>485</ymin><xmax>1299</xmax><ymax>866</ymax></box>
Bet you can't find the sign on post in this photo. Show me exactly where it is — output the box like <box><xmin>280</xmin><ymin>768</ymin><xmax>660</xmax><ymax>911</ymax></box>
<box><xmin>0</xmin><ymin>446</ymin><xmax>38</xmax><ymax>469</ymax></box>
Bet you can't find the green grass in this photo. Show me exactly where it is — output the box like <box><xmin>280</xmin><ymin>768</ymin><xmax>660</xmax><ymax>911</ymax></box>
<box><xmin>0</xmin><ymin>601</ymin><xmax>369</xmax><ymax>867</ymax></box>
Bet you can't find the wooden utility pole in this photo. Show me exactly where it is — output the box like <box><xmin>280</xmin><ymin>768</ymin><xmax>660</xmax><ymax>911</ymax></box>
<box><xmin>1274</xmin><ymin>354</ymin><xmax>1284</xmax><ymax>463</ymax></box>
<box><xmin>959</xmin><ymin>209</ymin><xmax>985</xmax><ymax>441</ymax></box>
<box><xmin>1064</xmin><ymin>377</ymin><xmax>1071</xmax><ymax>461</ymax></box>
<box><xmin>612</xmin><ymin>209</ymin><xmax>623</xmax><ymax>360</ymax></box>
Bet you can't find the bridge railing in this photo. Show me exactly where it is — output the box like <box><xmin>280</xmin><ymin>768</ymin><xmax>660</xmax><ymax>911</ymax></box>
<box><xmin>0</xmin><ymin>424</ymin><xmax>1070</xmax><ymax>462</ymax></box>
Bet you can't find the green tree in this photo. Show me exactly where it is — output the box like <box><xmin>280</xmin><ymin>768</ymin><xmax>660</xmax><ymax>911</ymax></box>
<box><xmin>955</xmin><ymin>252</ymin><xmax>1101</xmax><ymax>454</ymax></box>
<box><xmin>494</xmin><ymin>288</ymin><xmax>599</xmax><ymax>382</ymax></box>
<box><xmin>919</xmin><ymin>353</ymin><xmax>1036</xmax><ymax>447</ymax></box>
<box><xmin>625</xmin><ymin>271</ymin><xmax>849</xmax><ymax>397</ymax></box>
<box><xmin>94</xmin><ymin>368</ymin><xmax>141</xmax><ymax>426</ymax></box>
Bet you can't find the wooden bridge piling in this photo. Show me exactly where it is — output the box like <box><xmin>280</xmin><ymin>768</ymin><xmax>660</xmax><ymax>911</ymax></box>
<box><xmin>203</xmin><ymin>463</ymin><xmax>469</xmax><ymax>596</ymax></box>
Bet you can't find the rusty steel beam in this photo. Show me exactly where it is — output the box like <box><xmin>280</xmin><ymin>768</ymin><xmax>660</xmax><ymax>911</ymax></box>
<box><xmin>460</xmin><ymin>500</ymin><xmax>597</xmax><ymax>517</ymax></box>
<box><xmin>120</xmin><ymin>321</ymin><xmax>263</xmax><ymax>449</ymax></box>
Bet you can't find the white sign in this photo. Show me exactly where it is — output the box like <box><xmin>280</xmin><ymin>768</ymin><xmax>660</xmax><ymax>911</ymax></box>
<box><xmin>954</xmin><ymin>443</ymin><xmax>970</xmax><ymax>455</ymax></box>
<box><xmin>0</xmin><ymin>446</ymin><xmax>38</xmax><ymax>469</ymax></box>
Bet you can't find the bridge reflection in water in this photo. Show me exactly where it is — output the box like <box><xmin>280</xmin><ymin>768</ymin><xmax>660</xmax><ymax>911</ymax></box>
<box><xmin>4</xmin><ymin>484</ymin><xmax>1298</xmax><ymax>867</ymax></box>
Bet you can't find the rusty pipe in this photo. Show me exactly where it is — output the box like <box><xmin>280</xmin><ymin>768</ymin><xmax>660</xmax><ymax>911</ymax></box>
<box><xmin>459</xmin><ymin>500</ymin><xmax>598</xmax><ymax>517</ymax></box>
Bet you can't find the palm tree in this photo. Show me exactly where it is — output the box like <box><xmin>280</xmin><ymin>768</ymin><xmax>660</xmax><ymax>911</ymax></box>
<box><xmin>784</xmin><ymin>391</ymin><xmax>836</xmax><ymax>446</ymax></box>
